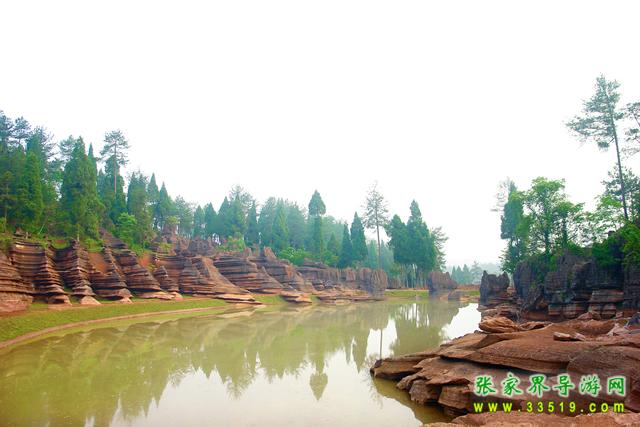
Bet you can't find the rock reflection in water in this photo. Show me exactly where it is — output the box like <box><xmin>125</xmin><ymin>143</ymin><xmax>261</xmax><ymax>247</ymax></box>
<box><xmin>0</xmin><ymin>299</ymin><xmax>479</xmax><ymax>427</ymax></box>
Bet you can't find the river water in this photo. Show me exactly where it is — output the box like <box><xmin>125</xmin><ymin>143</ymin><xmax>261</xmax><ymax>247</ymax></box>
<box><xmin>0</xmin><ymin>299</ymin><xmax>480</xmax><ymax>427</ymax></box>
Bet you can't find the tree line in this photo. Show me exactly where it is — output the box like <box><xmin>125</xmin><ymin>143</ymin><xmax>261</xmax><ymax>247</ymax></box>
<box><xmin>498</xmin><ymin>76</ymin><xmax>640</xmax><ymax>275</ymax></box>
<box><xmin>0</xmin><ymin>112</ymin><xmax>447</xmax><ymax>283</ymax></box>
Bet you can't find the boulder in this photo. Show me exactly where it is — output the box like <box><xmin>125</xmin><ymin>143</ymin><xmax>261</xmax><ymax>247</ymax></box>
<box><xmin>427</xmin><ymin>271</ymin><xmax>458</xmax><ymax>294</ymax></box>
<box><xmin>479</xmin><ymin>271</ymin><xmax>511</xmax><ymax>308</ymax></box>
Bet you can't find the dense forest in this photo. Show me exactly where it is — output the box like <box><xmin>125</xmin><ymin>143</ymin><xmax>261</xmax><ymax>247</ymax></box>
<box><xmin>497</xmin><ymin>76</ymin><xmax>640</xmax><ymax>277</ymax></box>
<box><xmin>0</xmin><ymin>112</ymin><xmax>445</xmax><ymax>285</ymax></box>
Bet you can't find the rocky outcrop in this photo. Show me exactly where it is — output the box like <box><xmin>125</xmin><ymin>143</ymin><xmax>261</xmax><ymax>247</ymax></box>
<box><xmin>427</xmin><ymin>271</ymin><xmax>458</xmax><ymax>294</ymax></box>
<box><xmin>155</xmin><ymin>255</ymin><xmax>256</xmax><ymax>303</ymax></box>
<box><xmin>87</xmin><ymin>248</ymin><xmax>132</xmax><ymax>302</ymax></box>
<box><xmin>371</xmin><ymin>316</ymin><xmax>640</xmax><ymax>416</ymax></box>
<box><xmin>0</xmin><ymin>251</ymin><xmax>33</xmax><ymax>312</ymax></box>
<box><xmin>251</xmin><ymin>247</ymin><xmax>315</xmax><ymax>293</ymax></box>
<box><xmin>112</xmin><ymin>249</ymin><xmax>170</xmax><ymax>299</ymax></box>
<box><xmin>152</xmin><ymin>266</ymin><xmax>179</xmax><ymax>295</ymax></box>
<box><xmin>9</xmin><ymin>240</ymin><xmax>70</xmax><ymax>305</ymax></box>
<box><xmin>54</xmin><ymin>242</ymin><xmax>99</xmax><ymax>305</ymax></box>
<box><xmin>356</xmin><ymin>268</ymin><xmax>387</xmax><ymax>298</ymax></box>
<box><xmin>508</xmin><ymin>251</ymin><xmax>640</xmax><ymax>321</ymax></box>
<box><xmin>479</xmin><ymin>271</ymin><xmax>510</xmax><ymax>307</ymax></box>
<box><xmin>213</xmin><ymin>252</ymin><xmax>287</xmax><ymax>294</ymax></box>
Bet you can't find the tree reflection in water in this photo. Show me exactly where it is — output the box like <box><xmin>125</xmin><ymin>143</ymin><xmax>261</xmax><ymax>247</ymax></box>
<box><xmin>0</xmin><ymin>300</ymin><xmax>476</xmax><ymax>426</ymax></box>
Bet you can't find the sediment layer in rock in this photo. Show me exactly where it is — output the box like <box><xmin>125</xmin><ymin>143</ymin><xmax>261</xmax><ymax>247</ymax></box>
<box><xmin>371</xmin><ymin>316</ymin><xmax>640</xmax><ymax>416</ymax></box>
<box><xmin>0</xmin><ymin>251</ymin><xmax>34</xmax><ymax>312</ymax></box>
<box><xmin>54</xmin><ymin>241</ymin><xmax>99</xmax><ymax>305</ymax></box>
<box><xmin>10</xmin><ymin>240</ymin><xmax>70</xmax><ymax>305</ymax></box>
<box><xmin>87</xmin><ymin>247</ymin><xmax>132</xmax><ymax>301</ymax></box>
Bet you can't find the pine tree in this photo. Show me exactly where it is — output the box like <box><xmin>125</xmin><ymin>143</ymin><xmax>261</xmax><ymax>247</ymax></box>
<box><xmin>338</xmin><ymin>224</ymin><xmax>353</xmax><ymax>268</ymax></box>
<box><xmin>308</xmin><ymin>190</ymin><xmax>326</xmax><ymax>217</ymax></box>
<box><xmin>60</xmin><ymin>140</ymin><xmax>100</xmax><ymax>239</ymax></box>
<box><xmin>100</xmin><ymin>130</ymin><xmax>130</xmax><ymax>195</ymax></box>
<box><xmin>285</xmin><ymin>202</ymin><xmax>306</xmax><ymax>249</ymax></box>
<box><xmin>271</xmin><ymin>203</ymin><xmax>289</xmax><ymax>252</ymax></box>
<box><xmin>147</xmin><ymin>173</ymin><xmax>159</xmax><ymax>228</ymax></box>
<box><xmin>258</xmin><ymin>197</ymin><xmax>277</xmax><ymax>246</ymax></box>
<box><xmin>15</xmin><ymin>151</ymin><xmax>44</xmax><ymax>234</ymax></box>
<box><xmin>308</xmin><ymin>191</ymin><xmax>326</xmax><ymax>258</ymax></box>
<box><xmin>126</xmin><ymin>172</ymin><xmax>154</xmax><ymax>245</ymax></box>
<box><xmin>193</xmin><ymin>205</ymin><xmax>205</xmax><ymax>238</ymax></box>
<box><xmin>245</xmin><ymin>202</ymin><xmax>259</xmax><ymax>246</ymax></box>
<box><xmin>217</xmin><ymin>197</ymin><xmax>231</xmax><ymax>238</ymax></box>
<box><xmin>363</xmin><ymin>182</ymin><xmax>389</xmax><ymax>269</ymax></box>
<box><xmin>204</xmin><ymin>203</ymin><xmax>217</xmax><ymax>238</ymax></box>
<box><xmin>350</xmin><ymin>212</ymin><xmax>367</xmax><ymax>264</ymax></box>
<box><xmin>156</xmin><ymin>183</ymin><xmax>173</xmax><ymax>230</ymax></box>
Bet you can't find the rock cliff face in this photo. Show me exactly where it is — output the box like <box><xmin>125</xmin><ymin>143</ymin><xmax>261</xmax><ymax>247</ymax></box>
<box><xmin>54</xmin><ymin>242</ymin><xmax>99</xmax><ymax>305</ymax></box>
<box><xmin>0</xmin><ymin>234</ymin><xmax>388</xmax><ymax>312</ymax></box>
<box><xmin>0</xmin><ymin>251</ymin><xmax>33</xmax><ymax>312</ymax></box>
<box><xmin>10</xmin><ymin>240</ymin><xmax>70</xmax><ymax>305</ymax></box>
<box><xmin>480</xmin><ymin>252</ymin><xmax>640</xmax><ymax>321</ymax></box>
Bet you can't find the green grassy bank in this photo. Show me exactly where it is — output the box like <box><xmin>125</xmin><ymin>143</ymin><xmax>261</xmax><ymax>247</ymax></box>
<box><xmin>0</xmin><ymin>298</ymin><xmax>228</xmax><ymax>343</ymax></box>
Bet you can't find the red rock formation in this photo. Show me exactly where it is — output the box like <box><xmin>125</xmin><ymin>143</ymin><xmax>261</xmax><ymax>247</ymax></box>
<box><xmin>54</xmin><ymin>241</ymin><xmax>100</xmax><ymax>305</ymax></box>
<box><xmin>372</xmin><ymin>316</ymin><xmax>640</xmax><ymax>416</ymax></box>
<box><xmin>112</xmin><ymin>249</ymin><xmax>170</xmax><ymax>299</ymax></box>
<box><xmin>296</xmin><ymin>261</ymin><xmax>386</xmax><ymax>301</ymax></box>
<box><xmin>152</xmin><ymin>266</ymin><xmax>179</xmax><ymax>294</ymax></box>
<box><xmin>426</xmin><ymin>271</ymin><xmax>458</xmax><ymax>295</ymax></box>
<box><xmin>9</xmin><ymin>240</ymin><xmax>70</xmax><ymax>305</ymax></box>
<box><xmin>87</xmin><ymin>248</ymin><xmax>132</xmax><ymax>302</ymax></box>
<box><xmin>213</xmin><ymin>253</ymin><xmax>287</xmax><ymax>294</ymax></box>
<box><xmin>155</xmin><ymin>255</ymin><xmax>256</xmax><ymax>303</ymax></box>
<box><xmin>251</xmin><ymin>247</ymin><xmax>315</xmax><ymax>293</ymax></box>
<box><xmin>0</xmin><ymin>251</ymin><xmax>34</xmax><ymax>312</ymax></box>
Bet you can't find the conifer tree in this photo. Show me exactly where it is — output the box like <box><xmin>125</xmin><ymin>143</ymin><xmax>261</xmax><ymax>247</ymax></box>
<box><xmin>338</xmin><ymin>224</ymin><xmax>353</xmax><ymax>268</ymax></box>
<box><xmin>60</xmin><ymin>140</ymin><xmax>100</xmax><ymax>239</ymax></box>
<box><xmin>271</xmin><ymin>203</ymin><xmax>289</xmax><ymax>252</ymax></box>
<box><xmin>204</xmin><ymin>203</ymin><xmax>217</xmax><ymax>238</ymax></box>
<box><xmin>193</xmin><ymin>205</ymin><xmax>205</xmax><ymax>238</ymax></box>
<box><xmin>126</xmin><ymin>172</ymin><xmax>153</xmax><ymax>245</ymax></box>
<box><xmin>15</xmin><ymin>150</ymin><xmax>44</xmax><ymax>234</ymax></box>
<box><xmin>245</xmin><ymin>202</ymin><xmax>259</xmax><ymax>246</ymax></box>
<box><xmin>350</xmin><ymin>213</ymin><xmax>367</xmax><ymax>264</ymax></box>
<box><xmin>156</xmin><ymin>183</ymin><xmax>173</xmax><ymax>230</ymax></box>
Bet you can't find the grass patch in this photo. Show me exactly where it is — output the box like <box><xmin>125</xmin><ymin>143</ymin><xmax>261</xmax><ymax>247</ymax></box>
<box><xmin>384</xmin><ymin>289</ymin><xmax>429</xmax><ymax>299</ymax></box>
<box><xmin>0</xmin><ymin>298</ymin><xmax>228</xmax><ymax>343</ymax></box>
<box><xmin>254</xmin><ymin>294</ymin><xmax>287</xmax><ymax>305</ymax></box>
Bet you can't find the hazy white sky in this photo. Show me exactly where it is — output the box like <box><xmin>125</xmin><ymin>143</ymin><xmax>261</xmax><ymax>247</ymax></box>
<box><xmin>2</xmin><ymin>1</ymin><xmax>640</xmax><ymax>266</ymax></box>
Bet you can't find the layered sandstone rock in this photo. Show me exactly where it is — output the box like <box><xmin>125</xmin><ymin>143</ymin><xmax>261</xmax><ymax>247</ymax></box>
<box><xmin>54</xmin><ymin>242</ymin><xmax>99</xmax><ymax>305</ymax></box>
<box><xmin>87</xmin><ymin>247</ymin><xmax>132</xmax><ymax>302</ymax></box>
<box><xmin>213</xmin><ymin>252</ymin><xmax>287</xmax><ymax>294</ymax></box>
<box><xmin>152</xmin><ymin>266</ymin><xmax>179</xmax><ymax>294</ymax></box>
<box><xmin>427</xmin><ymin>271</ymin><xmax>458</xmax><ymax>295</ymax></box>
<box><xmin>10</xmin><ymin>240</ymin><xmax>70</xmax><ymax>305</ymax></box>
<box><xmin>112</xmin><ymin>250</ymin><xmax>170</xmax><ymax>299</ymax></box>
<box><xmin>372</xmin><ymin>316</ymin><xmax>640</xmax><ymax>416</ymax></box>
<box><xmin>251</xmin><ymin>247</ymin><xmax>315</xmax><ymax>293</ymax></box>
<box><xmin>156</xmin><ymin>255</ymin><xmax>256</xmax><ymax>303</ymax></box>
<box><xmin>0</xmin><ymin>251</ymin><xmax>34</xmax><ymax>312</ymax></box>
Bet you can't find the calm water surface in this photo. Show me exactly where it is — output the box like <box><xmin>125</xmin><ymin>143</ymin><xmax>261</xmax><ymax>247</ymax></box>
<box><xmin>0</xmin><ymin>299</ymin><xmax>480</xmax><ymax>427</ymax></box>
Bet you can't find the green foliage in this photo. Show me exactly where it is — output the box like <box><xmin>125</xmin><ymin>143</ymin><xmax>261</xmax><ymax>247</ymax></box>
<box><xmin>350</xmin><ymin>213</ymin><xmax>367</xmax><ymax>264</ymax></box>
<box><xmin>338</xmin><ymin>224</ymin><xmax>353</xmax><ymax>268</ymax></box>
<box><xmin>363</xmin><ymin>182</ymin><xmax>390</xmax><ymax>268</ymax></box>
<box><xmin>193</xmin><ymin>205</ymin><xmax>205</xmax><ymax>238</ymax></box>
<box><xmin>278</xmin><ymin>246</ymin><xmax>312</xmax><ymax>266</ymax></box>
<box><xmin>620</xmin><ymin>223</ymin><xmax>640</xmax><ymax>266</ymax></box>
<box><xmin>115</xmin><ymin>213</ymin><xmax>137</xmax><ymax>247</ymax></box>
<box><xmin>308</xmin><ymin>190</ymin><xmax>326</xmax><ymax>217</ymax></box>
<box><xmin>204</xmin><ymin>203</ymin><xmax>217</xmax><ymax>238</ymax></box>
<box><xmin>245</xmin><ymin>202</ymin><xmax>259</xmax><ymax>246</ymax></box>
<box><xmin>59</xmin><ymin>139</ymin><xmax>101</xmax><ymax>239</ymax></box>
<box><xmin>126</xmin><ymin>172</ymin><xmax>154</xmax><ymax>245</ymax></box>
<box><xmin>309</xmin><ymin>216</ymin><xmax>324</xmax><ymax>258</ymax></box>
<box><xmin>218</xmin><ymin>234</ymin><xmax>246</xmax><ymax>252</ymax></box>
<box><xmin>173</xmin><ymin>196</ymin><xmax>194</xmax><ymax>237</ymax></box>
<box><xmin>271</xmin><ymin>203</ymin><xmax>289</xmax><ymax>252</ymax></box>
